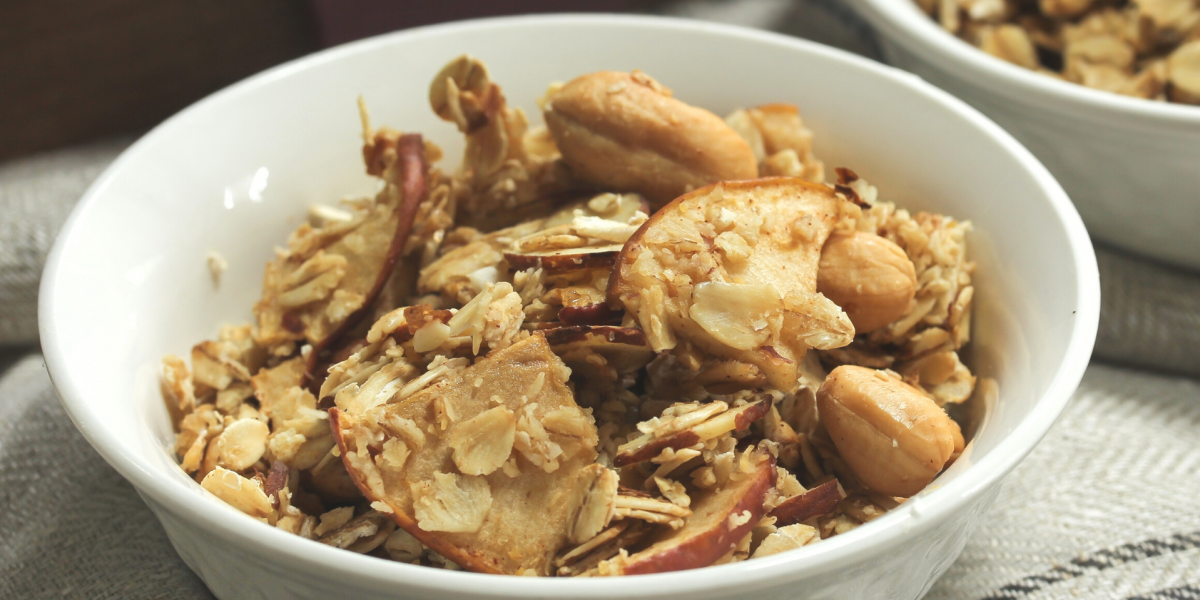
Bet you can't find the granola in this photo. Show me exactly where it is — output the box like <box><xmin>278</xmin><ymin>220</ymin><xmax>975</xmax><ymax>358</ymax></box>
<box><xmin>163</xmin><ymin>55</ymin><xmax>979</xmax><ymax>576</ymax></box>
<box><xmin>917</xmin><ymin>0</ymin><xmax>1200</xmax><ymax>104</ymax></box>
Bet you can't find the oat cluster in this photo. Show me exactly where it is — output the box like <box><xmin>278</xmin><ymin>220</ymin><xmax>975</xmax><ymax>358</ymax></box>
<box><xmin>918</xmin><ymin>0</ymin><xmax>1200</xmax><ymax>103</ymax></box>
<box><xmin>162</xmin><ymin>55</ymin><xmax>978</xmax><ymax>576</ymax></box>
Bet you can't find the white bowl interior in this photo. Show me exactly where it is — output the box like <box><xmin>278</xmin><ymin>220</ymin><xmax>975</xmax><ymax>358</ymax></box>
<box><xmin>41</xmin><ymin>15</ymin><xmax>1098</xmax><ymax>597</ymax></box>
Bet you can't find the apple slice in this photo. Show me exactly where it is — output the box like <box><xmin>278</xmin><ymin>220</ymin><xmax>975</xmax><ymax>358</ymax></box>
<box><xmin>329</xmin><ymin>334</ymin><xmax>604</xmax><ymax>575</ymax></box>
<box><xmin>558</xmin><ymin>303</ymin><xmax>622</xmax><ymax>326</ymax></box>
<box><xmin>768</xmin><ymin>479</ymin><xmax>844</xmax><ymax>526</ymax></box>
<box><xmin>504</xmin><ymin>244</ymin><xmax>624</xmax><ymax>274</ymax></box>
<box><xmin>256</xmin><ymin>132</ymin><xmax>427</xmax><ymax>368</ymax></box>
<box><xmin>543</xmin><ymin>326</ymin><xmax>655</xmax><ymax>374</ymax></box>
<box><xmin>613</xmin><ymin>398</ymin><xmax>771</xmax><ymax>467</ymax></box>
<box><xmin>608</xmin><ymin>178</ymin><xmax>854</xmax><ymax>391</ymax></box>
<box><xmin>614</xmin><ymin>447</ymin><xmax>776</xmax><ymax>575</ymax></box>
<box><xmin>503</xmin><ymin>193</ymin><xmax>648</xmax><ymax>275</ymax></box>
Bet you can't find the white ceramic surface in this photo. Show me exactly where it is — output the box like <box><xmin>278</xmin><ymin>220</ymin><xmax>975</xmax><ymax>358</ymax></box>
<box><xmin>40</xmin><ymin>15</ymin><xmax>1099</xmax><ymax>600</ymax></box>
<box><xmin>845</xmin><ymin>0</ymin><xmax>1200</xmax><ymax>270</ymax></box>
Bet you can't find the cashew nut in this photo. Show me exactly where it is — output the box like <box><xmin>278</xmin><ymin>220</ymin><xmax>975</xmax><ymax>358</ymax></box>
<box><xmin>817</xmin><ymin>365</ymin><xmax>963</xmax><ymax>497</ymax></box>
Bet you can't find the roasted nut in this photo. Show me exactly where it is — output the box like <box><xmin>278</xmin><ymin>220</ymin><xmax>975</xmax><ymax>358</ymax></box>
<box><xmin>817</xmin><ymin>231</ymin><xmax>917</xmax><ymax>334</ymax></box>
<box><xmin>543</xmin><ymin>70</ymin><xmax>757</xmax><ymax>207</ymax></box>
<box><xmin>817</xmin><ymin>365</ymin><xmax>960</xmax><ymax>497</ymax></box>
<box><xmin>980</xmin><ymin>25</ymin><xmax>1039</xmax><ymax>70</ymax></box>
<box><xmin>1168</xmin><ymin>41</ymin><xmax>1200</xmax><ymax>105</ymax></box>
<box><xmin>215</xmin><ymin>418</ymin><xmax>269</xmax><ymax>471</ymax></box>
<box><xmin>200</xmin><ymin>467</ymin><xmax>275</xmax><ymax>518</ymax></box>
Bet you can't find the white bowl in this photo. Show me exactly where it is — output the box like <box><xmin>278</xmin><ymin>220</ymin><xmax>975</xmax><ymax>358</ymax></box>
<box><xmin>844</xmin><ymin>0</ymin><xmax>1200</xmax><ymax>269</ymax></box>
<box><xmin>39</xmin><ymin>14</ymin><xmax>1099</xmax><ymax>600</ymax></box>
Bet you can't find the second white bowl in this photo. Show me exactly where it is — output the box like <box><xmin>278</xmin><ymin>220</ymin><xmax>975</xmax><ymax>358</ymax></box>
<box><xmin>846</xmin><ymin>0</ymin><xmax>1200</xmax><ymax>269</ymax></box>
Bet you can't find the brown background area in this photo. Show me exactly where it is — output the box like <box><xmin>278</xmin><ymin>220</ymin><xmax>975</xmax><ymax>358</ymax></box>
<box><xmin>0</xmin><ymin>0</ymin><xmax>317</xmax><ymax>162</ymax></box>
<box><xmin>0</xmin><ymin>0</ymin><xmax>635</xmax><ymax>162</ymax></box>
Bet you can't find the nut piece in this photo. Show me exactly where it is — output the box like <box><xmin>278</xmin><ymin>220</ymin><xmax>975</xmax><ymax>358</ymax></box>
<box><xmin>544</xmin><ymin>70</ymin><xmax>757</xmax><ymax>207</ymax></box>
<box><xmin>817</xmin><ymin>231</ymin><xmax>917</xmax><ymax>334</ymax></box>
<box><xmin>751</xmin><ymin>523</ymin><xmax>819</xmax><ymax>559</ymax></box>
<box><xmin>979</xmin><ymin>25</ymin><xmax>1039</xmax><ymax>70</ymax></box>
<box><xmin>817</xmin><ymin>366</ymin><xmax>960</xmax><ymax>497</ymax></box>
<box><xmin>1168</xmin><ymin>41</ymin><xmax>1200</xmax><ymax>105</ymax></box>
<box><xmin>200</xmin><ymin>467</ymin><xmax>274</xmax><ymax>518</ymax></box>
<box><xmin>215</xmin><ymin>418</ymin><xmax>270</xmax><ymax>471</ymax></box>
<box><xmin>448</xmin><ymin>405</ymin><xmax>517</xmax><ymax>476</ymax></box>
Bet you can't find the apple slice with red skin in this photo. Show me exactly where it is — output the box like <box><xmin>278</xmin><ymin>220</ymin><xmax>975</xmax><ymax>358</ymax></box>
<box><xmin>329</xmin><ymin>334</ymin><xmax>602</xmax><ymax>575</ymax></box>
<box><xmin>768</xmin><ymin>479</ymin><xmax>844</xmax><ymax>526</ymax></box>
<box><xmin>607</xmin><ymin>178</ymin><xmax>851</xmax><ymax>392</ymax></box>
<box><xmin>617</xmin><ymin>448</ymin><xmax>776</xmax><ymax>575</ymax></box>
<box><xmin>503</xmin><ymin>193</ymin><xmax>648</xmax><ymax>274</ymax></box>
<box><xmin>558</xmin><ymin>303</ymin><xmax>622</xmax><ymax>326</ymax></box>
<box><xmin>612</xmin><ymin>399</ymin><xmax>772</xmax><ymax>467</ymax></box>
<box><xmin>257</xmin><ymin>131</ymin><xmax>427</xmax><ymax>388</ymax></box>
<box><xmin>504</xmin><ymin>244</ymin><xmax>624</xmax><ymax>274</ymax></box>
<box><xmin>543</xmin><ymin>325</ymin><xmax>654</xmax><ymax>374</ymax></box>
<box><xmin>305</xmin><ymin>133</ymin><xmax>428</xmax><ymax>377</ymax></box>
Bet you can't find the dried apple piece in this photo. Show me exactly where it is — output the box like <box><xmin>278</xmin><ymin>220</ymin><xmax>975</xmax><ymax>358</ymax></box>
<box><xmin>330</xmin><ymin>334</ymin><xmax>604</xmax><ymax>575</ymax></box>
<box><xmin>504</xmin><ymin>244</ymin><xmax>626</xmax><ymax>274</ymax></box>
<box><xmin>557</xmin><ymin>303</ymin><xmax>622</xmax><ymax>326</ymax></box>
<box><xmin>604</xmin><ymin>447</ymin><xmax>776</xmax><ymax>575</ymax></box>
<box><xmin>503</xmin><ymin>194</ymin><xmax>648</xmax><ymax>274</ymax></box>
<box><xmin>555</xmin><ymin>521</ymin><xmax>648</xmax><ymax>576</ymax></box>
<box><xmin>767</xmin><ymin>479</ymin><xmax>844</xmax><ymax>526</ymax></box>
<box><xmin>614</xmin><ymin>398</ymin><xmax>771</xmax><ymax>467</ymax></box>
<box><xmin>609</xmin><ymin>178</ymin><xmax>855</xmax><ymax>391</ymax></box>
<box><xmin>255</xmin><ymin>133</ymin><xmax>428</xmax><ymax>372</ymax></box>
<box><xmin>543</xmin><ymin>325</ymin><xmax>655</xmax><ymax>375</ymax></box>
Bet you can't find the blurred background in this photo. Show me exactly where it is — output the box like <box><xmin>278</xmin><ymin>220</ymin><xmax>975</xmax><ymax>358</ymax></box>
<box><xmin>5</xmin><ymin>4</ymin><xmax>1200</xmax><ymax>600</ymax></box>
<box><xmin>0</xmin><ymin>0</ymin><xmax>872</xmax><ymax>162</ymax></box>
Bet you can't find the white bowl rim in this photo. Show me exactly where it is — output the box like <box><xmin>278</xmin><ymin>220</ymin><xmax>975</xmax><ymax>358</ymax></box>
<box><xmin>852</xmin><ymin>0</ymin><xmax>1200</xmax><ymax>126</ymax></box>
<box><xmin>39</xmin><ymin>13</ymin><xmax>1100</xmax><ymax>597</ymax></box>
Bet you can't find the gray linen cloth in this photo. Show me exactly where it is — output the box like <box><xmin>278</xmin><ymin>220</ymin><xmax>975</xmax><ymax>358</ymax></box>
<box><xmin>3</xmin><ymin>1</ymin><xmax>1200</xmax><ymax>598</ymax></box>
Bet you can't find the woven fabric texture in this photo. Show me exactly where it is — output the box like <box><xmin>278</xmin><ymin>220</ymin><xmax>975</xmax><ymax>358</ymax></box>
<box><xmin>0</xmin><ymin>137</ymin><xmax>134</xmax><ymax>346</ymax></box>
